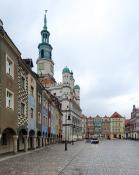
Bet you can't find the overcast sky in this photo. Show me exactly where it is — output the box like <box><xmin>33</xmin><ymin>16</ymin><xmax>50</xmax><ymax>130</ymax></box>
<box><xmin>1</xmin><ymin>0</ymin><xmax>139</xmax><ymax>118</ymax></box>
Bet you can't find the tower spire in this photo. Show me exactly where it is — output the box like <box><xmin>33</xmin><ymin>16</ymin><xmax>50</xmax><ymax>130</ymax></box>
<box><xmin>44</xmin><ymin>10</ymin><xmax>47</xmax><ymax>29</ymax></box>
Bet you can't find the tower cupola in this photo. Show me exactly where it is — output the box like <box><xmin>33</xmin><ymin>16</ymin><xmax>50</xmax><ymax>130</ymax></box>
<box><xmin>38</xmin><ymin>10</ymin><xmax>53</xmax><ymax>59</ymax></box>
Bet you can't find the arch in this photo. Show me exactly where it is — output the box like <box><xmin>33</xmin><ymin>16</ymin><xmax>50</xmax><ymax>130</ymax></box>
<box><xmin>29</xmin><ymin>130</ymin><xmax>35</xmax><ymax>136</ymax></box>
<box><xmin>41</xmin><ymin>49</ymin><xmax>44</xmax><ymax>58</ymax></box>
<box><xmin>37</xmin><ymin>131</ymin><xmax>42</xmax><ymax>148</ymax></box>
<box><xmin>37</xmin><ymin>131</ymin><xmax>41</xmax><ymax>137</ymax></box>
<box><xmin>18</xmin><ymin>129</ymin><xmax>27</xmax><ymax>151</ymax></box>
<box><xmin>45</xmin><ymin>132</ymin><xmax>48</xmax><ymax>137</ymax></box>
<box><xmin>1</xmin><ymin>128</ymin><xmax>16</xmax><ymax>153</ymax></box>
<box><xmin>28</xmin><ymin>130</ymin><xmax>35</xmax><ymax>149</ymax></box>
<box><xmin>19</xmin><ymin>129</ymin><xmax>27</xmax><ymax>135</ymax></box>
<box><xmin>2</xmin><ymin>128</ymin><xmax>16</xmax><ymax>135</ymax></box>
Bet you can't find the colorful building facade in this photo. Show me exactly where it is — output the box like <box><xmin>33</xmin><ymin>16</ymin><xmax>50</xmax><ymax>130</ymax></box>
<box><xmin>110</xmin><ymin>112</ymin><xmax>125</xmax><ymax>139</ymax></box>
<box><xmin>0</xmin><ymin>15</ymin><xmax>62</xmax><ymax>155</ymax></box>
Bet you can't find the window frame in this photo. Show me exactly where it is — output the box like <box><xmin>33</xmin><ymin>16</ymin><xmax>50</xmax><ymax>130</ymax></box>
<box><xmin>21</xmin><ymin>102</ymin><xmax>25</xmax><ymax>116</ymax></box>
<box><xmin>31</xmin><ymin>108</ymin><xmax>34</xmax><ymax>118</ymax></box>
<box><xmin>38</xmin><ymin>94</ymin><xmax>41</xmax><ymax>104</ymax></box>
<box><xmin>21</xmin><ymin>75</ymin><xmax>26</xmax><ymax>89</ymax></box>
<box><xmin>6</xmin><ymin>88</ymin><xmax>14</xmax><ymax>110</ymax></box>
<box><xmin>30</xmin><ymin>86</ymin><xmax>34</xmax><ymax>96</ymax></box>
<box><xmin>6</xmin><ymin>54</ymin><xmax>14</xmax><ymax>79</ymax></box>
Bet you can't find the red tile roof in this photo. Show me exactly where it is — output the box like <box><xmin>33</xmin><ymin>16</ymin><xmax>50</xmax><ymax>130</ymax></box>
<box><xmin>110</xmin><ymin>112</ymin><xmax>122</xmax><ymax>118</ymax></box>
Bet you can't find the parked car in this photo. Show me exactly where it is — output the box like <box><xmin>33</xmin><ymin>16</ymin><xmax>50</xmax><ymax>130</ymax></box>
<box><xmin>91</xmin><ymin>137</ymin><xmax>99</xmax><ymax>144</ymax></box>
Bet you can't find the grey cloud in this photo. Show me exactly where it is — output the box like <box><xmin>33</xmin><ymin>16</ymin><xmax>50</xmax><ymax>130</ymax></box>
<box><xmin>1</xmin><ymin>0</ymin><xmax>139</xmax><ymax>117</ymax></box>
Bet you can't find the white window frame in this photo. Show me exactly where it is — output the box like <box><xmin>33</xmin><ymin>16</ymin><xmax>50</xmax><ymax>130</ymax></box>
<box><xmin>6</xmin><ymin>54</ymin><xmax>14</xmax><ymax>79</ymax></box>
<box><xmin>6</xmin><ymin>88</ymin><xmax>14</xmax><ymax>110</ymax></box>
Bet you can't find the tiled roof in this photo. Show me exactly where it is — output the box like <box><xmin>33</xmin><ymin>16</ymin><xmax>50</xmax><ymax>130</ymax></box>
<box><xmin>110</xmin><ymin>112</ymin><xmax>122</xmax><ymax>118</ymax></box>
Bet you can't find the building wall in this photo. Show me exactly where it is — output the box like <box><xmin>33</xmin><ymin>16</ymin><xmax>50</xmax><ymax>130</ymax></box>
<box><xmin>0</xmin><ymin>29</ymin><xmax>19</xmax><ymax>133</ymax></box>
<box><xmin>42</xmin><ymin>91</ymin><xmax>48</xmax><ymax>136</ymax></box>
<box><xmin>94</xmin><ymin>115</ymin><xmax>102</xmax><ymax>137</ymax></box>
<box><xmin>17</xmin><ymin>60</ymin><xmax>28</xmax><ymax>131</ymax></box>
<box><xmin>110</xmin><ymin>113</ymin><xmax>125</xmax><ymax>139</ymax></box>
<box><xmin>102</xmin><ymin>117</ymin><xmax>110</xmax><ymax>139</ymax></box>
<box><xmin>28</xmin><ymin>74</ymin><xmax>36</xmax><ymax>132</ymax></box>
<box><xmin>36</xmin><ymin>82</ymin><xmax>42</xmax><ymax>134</ymax></box>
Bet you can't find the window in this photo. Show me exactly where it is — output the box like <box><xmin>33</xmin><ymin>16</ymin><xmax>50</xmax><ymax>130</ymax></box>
<box><xmin>51</xmin><ymin>65</ymin><xmax>53</xmax><ymax>73</ymax></box>
<box><xmin>21</xmin><ymin>103</ymin><xmax>25</xmax><ymax>115</ymax></box>
<box><xmin>6</xmin><ymin>55</ymin><xmax>14</xmax><ymax>78</ymax></box>
<box><xmin>6</xmin><ymin>89</ymin><xmax>14</xmax><ymax>110</ymax></box>
<box><xmin>38</xmin><ymin>63</ymin><xmax>44</xmax><ymax>70</ymax></box>
<box><xmin>21</xmin><ymin>76</ymin><xmax>25</xmax><ymax>89</ymax></box>
<box><xmin>31</xmin><ymin>108</ymin><xmax>34</xmax><ymax>118</ymax></box>
<box><xmin>41</xmin><ymin>50</ymin><xmax>44</xmax><ymax>58</ymax></box>
<box><xmin>30</xmin><ymin>86</ymin><xmax>34</xmax><ymax>96</ymax></box>
<box><xmin>38</xmin><ymin>94</ymin><xmax>41</xmax><ymax>104</ymax></box>
<box><xmin>38</xmin><ymin>112</ymin><xmax>41</xmax><ymax>124</ymax></box>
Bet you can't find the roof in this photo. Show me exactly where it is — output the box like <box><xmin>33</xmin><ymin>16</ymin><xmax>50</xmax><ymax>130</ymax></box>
<box><xmin>62</xmin><ymin>66</ymin><xmax>70</xmax><ymax>73</ymax></box>
<box><xmin>110</xmin><ymin>112</ymin><xmax>122</xmax><ymax>118</ymax></box>
<box><xmin>74</xmin><ymin>84</ymin><xmax>80</xmax><ymax>90</ymax></box>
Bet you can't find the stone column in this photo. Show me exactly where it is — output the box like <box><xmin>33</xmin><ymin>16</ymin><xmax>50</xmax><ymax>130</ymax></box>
<box><xmin>38</xmin><ymin>136</ymin><xmax>42</xmax><ymax>147</ymax></box>
<box><xmin>23</xmin><ymin>135</ymin><xmax>28</xmax><ymax>152</ymax></box>
<box><xmin>13</xmin><ymin>135</ymin><xmax>18</xmax><ymax>154</ymax></box>
<box><xmin>45</xmin><ymin>137</ymin><xmax>48</xmax><ymax>145</ymax></box>
<box><xmin>32</xmin><ymin>136</ymin><xmax>36</xmax><ymax>149</ymax></box>
<box><xmin>43</xmin><ymin>137</ymin><xmax>45</xmax><ymax>147</ymax></box>
<box><xmin>41</xmin><ymin>137</ymin><xmax>43</xmax><ymax>147</ymax></box>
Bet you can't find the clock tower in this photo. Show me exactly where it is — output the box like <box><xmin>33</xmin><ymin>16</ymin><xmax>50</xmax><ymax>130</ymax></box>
<box><xmin>36</xmin><ymin>11</ymin><xmax>55</xmax><ymax>87</ymax></box>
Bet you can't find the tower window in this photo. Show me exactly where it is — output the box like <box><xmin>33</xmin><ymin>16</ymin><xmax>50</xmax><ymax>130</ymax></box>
<box><xmin>38</xmin><ymin>63</ymin><xmax>44</xmax><ymax>70</ymax></box>
<box><xmin>41</xmin><ymin>49</ymin><xmax>44</xmax><ymax>58</ymax></box>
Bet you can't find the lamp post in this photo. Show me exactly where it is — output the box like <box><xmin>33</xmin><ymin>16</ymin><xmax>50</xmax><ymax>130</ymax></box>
<box><xmin>65</xmin><ymin>105</ymin><xmax>69</xmax><ymax>151</ymax></box>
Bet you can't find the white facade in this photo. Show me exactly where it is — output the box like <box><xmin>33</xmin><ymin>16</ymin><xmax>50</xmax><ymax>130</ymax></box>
<box><xmin>49</xmin><ymin>68</ymin><xmax>82</xmax><ymax>141</ymax></box>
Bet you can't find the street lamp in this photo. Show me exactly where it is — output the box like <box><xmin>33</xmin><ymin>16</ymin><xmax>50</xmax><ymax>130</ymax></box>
<box><xmin>65</xmin><ymin>105</ymin><xmax>69</xmax><ymax>151</ymax></box>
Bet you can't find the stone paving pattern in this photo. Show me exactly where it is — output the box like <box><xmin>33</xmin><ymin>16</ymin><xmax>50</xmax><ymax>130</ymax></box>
<box><xmin>0</xmin><ymin>140</ymin><xmax>139</xmax><ymax>175</ymax></box>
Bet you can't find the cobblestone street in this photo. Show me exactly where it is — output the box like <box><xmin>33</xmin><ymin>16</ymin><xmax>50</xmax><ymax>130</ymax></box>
<box><xmin>0</xmin><ymin>140</ymin><xmax>139</xmax><ymax>175</ymax></box>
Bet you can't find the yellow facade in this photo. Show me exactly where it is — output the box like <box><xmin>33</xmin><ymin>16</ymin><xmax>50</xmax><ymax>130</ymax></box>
<box><xmin>110</xmin><ymin>112</ymin><xmax>125</xmax><ymax>139</ymax></box>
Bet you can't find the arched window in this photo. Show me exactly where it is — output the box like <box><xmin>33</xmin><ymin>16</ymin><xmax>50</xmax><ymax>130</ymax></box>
<box><xmin>41</xmin><ymin>49</ymin><xmax>44</xmax><ymax>58</ymax></box>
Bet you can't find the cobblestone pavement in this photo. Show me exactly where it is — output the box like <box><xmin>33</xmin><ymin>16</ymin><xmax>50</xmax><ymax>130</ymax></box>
<box><xmin>0</xmin><ymin>140</ymin><xmax>139</xmax><ymax>175</ymax></box>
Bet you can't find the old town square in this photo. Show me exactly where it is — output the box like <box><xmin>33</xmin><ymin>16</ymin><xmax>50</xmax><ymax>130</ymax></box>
<box><xmin>1</xmin><ymin>1</ymin><xmax>139</xmax><ymax>175</ymax></box>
